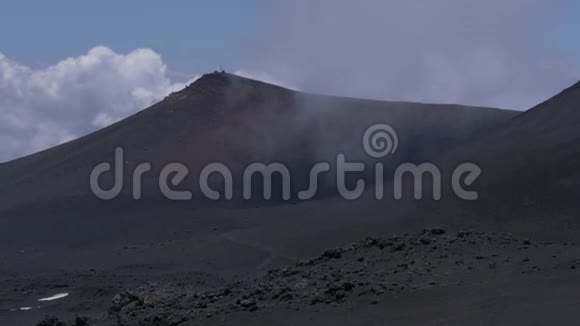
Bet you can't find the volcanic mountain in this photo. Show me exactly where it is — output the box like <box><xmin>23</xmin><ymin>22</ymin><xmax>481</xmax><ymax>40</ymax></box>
<box><xmin>94</xmin><ymin>79</ymin><xmax>580</xmax><ymax>326</ymax></box>
<box><xmin>1</xmin><ymin>74</ymin><xmax>580</xmax><ymax>325</ymax></box>
<box><xmin>426</xmin><ymin>81</ymin><xmax>580</xmax><ymax>239</ymax></box>
<box><xmin>0</xmin><ymin>72</ymin><xmax>516</xmax><ymax>212</ymax></box>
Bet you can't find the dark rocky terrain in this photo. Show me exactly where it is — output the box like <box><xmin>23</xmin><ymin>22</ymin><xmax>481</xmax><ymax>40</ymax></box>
<box><xmin>37</xmin><ymin>228</ymin><xmax>580</xmax><ymax>325</ymax></box>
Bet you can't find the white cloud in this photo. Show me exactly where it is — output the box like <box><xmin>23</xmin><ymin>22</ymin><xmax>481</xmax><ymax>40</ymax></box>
<box><xmin>251</xmin><ymin>1</ymin><xmax>579</xmax><ymax>110</ymax></box>
<box><xmin>0</xmin><ymin>46</ymin><xmax>197</xmax><ymax>162</ymax></box>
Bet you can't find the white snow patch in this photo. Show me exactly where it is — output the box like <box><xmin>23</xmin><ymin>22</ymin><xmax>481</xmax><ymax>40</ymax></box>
<box><xmin>38</xmin><ymin>292</ymin><xmax>69</xmax><ymax>302</ymax></box>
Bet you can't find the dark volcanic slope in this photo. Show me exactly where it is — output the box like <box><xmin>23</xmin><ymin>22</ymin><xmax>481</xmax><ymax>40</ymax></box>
<box><xmin>0</xmin><ymin>72</ymin><xmax>516</xmax><ymax>211</ymax></box>
<box><xmin>431</xmin><ymin>81</ymin><xmax>580</xmax><ymax>238</ymax></box>
<box><xmin>454</xmin><ymin>81</ymin><xmax>580</xmax><ymax>190</ymax></box>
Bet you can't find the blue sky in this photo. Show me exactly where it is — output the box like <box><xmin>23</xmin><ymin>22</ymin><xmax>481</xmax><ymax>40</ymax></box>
<box><xmin>0</xmin><ymin>0</ymin><xmax>273</xmax><ymax>75</ymax></box>
<box><xmin>1</xmin><ymin>1</ymin><xmax>579</xmax><ymax>80</ymax></box>
<box><xmin>556</xmin><ymin>3</ymin><xmax>580</xmax><ymax>57</ymax></box>
<box><xmin>0</xmin><ymin>0</ymin><xmax>579</xmax><ymax>162</ymax></box>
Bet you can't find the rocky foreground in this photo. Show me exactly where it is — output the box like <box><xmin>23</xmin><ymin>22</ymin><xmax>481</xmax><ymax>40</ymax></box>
<box><xmin>39</xmin><ymin>228</ymin><xmax>580</xmax><ymax>325</ymax></box>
